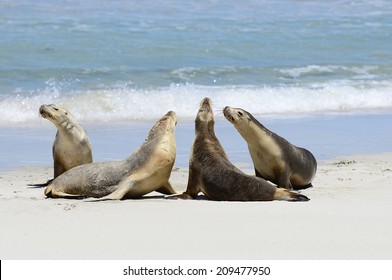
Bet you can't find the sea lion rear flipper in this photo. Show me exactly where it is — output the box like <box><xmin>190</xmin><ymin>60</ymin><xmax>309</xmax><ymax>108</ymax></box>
<box><xmin>28</xmin><ymin>178</ymin><xmax>53</xmax><ymax>188</ymax></box>
<box><xmin>45</xmin><ymin>188</ymin><xmax>87</xmax><ymax>199</ymax></box>
<box><xmin>273</xmin><ymin>188</ymin><xmax>310</xmax><ymax>202</ymax></box>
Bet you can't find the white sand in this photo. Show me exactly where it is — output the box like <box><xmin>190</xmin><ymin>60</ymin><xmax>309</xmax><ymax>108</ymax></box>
<box><xmin>0</xmin><ymin>153</ymin><xmax>391</xmax><ymax>260</ymax></box>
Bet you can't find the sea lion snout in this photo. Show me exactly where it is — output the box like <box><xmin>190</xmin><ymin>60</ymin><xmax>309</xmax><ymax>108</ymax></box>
<box><xmin>39</xmin><ymin>106</ymin><xmax>47</xmax><ymax>117</ymax></box>
<box><xmin>39</xmin><ymin>104</ymin><xmax>53</xmax><ymax>119</ymax></box>
<box><xmin>165</xmin><ymin>111</ymin><xmax>177</xmax><ymax>124</ymax></box>
<box><xmin>223</xmin><ymin>106</ymin><xmax>237</xmax><ymax>123</ymax></box>
<box><xmin>200</xmin><ymin>97</ymin><xmax>212</xmax><ymax>110</ymax></box>
<box><xmin>39</xmin><ymin>104</ymin><xmax>47</xmax><ymax>115</ymax></box>
<box><xmin>39</xmin><ymin>104</ymin><xmax>63</xmax><ymax>120</ymax></box>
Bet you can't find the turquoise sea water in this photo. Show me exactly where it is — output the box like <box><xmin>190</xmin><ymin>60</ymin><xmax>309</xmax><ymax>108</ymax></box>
<box><xmin>1</xmin><ymin>0</ymin><xmax>392</xmax><ymax>124</ymax></box>
<box><xmin>1</xmin><ymin>0</ymin><xmax>392</xmax><ymax>170</ymax></box>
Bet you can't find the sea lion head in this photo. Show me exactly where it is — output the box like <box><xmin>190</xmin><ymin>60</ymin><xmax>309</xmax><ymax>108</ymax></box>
<box><xmin>147</xmin><ymin>111</ymin><xmax>177</xmax><ymax>140</ymax></box>
<box><xmin>223</xmin><ymin>106</ymin><xmax>252</xmax><ymax>127</ymax></box>
<box><xmin>223</xmin><ymin>106</ymin><xmax>266</xmax><ymax>137</ymax></box>
<box><xmin>39</xmin><ymin>104</ymin><xmax>76</xmax><ymax>129</ymax></box>
<box><xmin>196</xmin><ymin>97</ymin><xmax>214</xmax><ymax>126</ymax></box>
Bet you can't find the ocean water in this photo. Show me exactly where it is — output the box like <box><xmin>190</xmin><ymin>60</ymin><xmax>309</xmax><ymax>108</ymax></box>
<box><xmin>1</xmin><ymin>0</ymin><xmax>392</xmax><ymax>170</ymax></box>
<box><xmin>1</xmin><ymin>0</ymin><xmax>392</xmax><ymax>124</ymax></box>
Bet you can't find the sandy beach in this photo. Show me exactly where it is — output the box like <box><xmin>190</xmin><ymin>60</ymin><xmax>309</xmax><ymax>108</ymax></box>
<box><xmin>0</xmin><ymin>152</ymin><xmax>391</xmax><ymax>260</ymax></box>
<box><xmin>2</xmin><ymin>1</ymin><xmax>392</xmax><ymax>274</ymax></box>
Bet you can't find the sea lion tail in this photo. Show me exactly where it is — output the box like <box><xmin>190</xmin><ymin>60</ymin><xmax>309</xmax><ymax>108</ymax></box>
<box><xmin>274</xmin><ymin>188</ymin><xmax>310</xmax><ymax>202</ymax></box>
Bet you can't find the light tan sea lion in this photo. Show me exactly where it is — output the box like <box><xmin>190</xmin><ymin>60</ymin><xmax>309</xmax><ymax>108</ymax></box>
<box><xmin>175</xmin><ymin>97</ymin><xmax>309</xmax><ymax>201</ymax></box>
<box><xmin>223</xmin><ymin>106</ymin><xmax>317</xmax><ymax>190</ymax></box>
<box><xmin>40</xmin><ymin>104</ymin><xmax>93</xmax><ymax>179</ymax></box>
<box><xmin>45</xmin><ymin>111</ymin><xmax>178</xmax><ymax>200</ymax></box>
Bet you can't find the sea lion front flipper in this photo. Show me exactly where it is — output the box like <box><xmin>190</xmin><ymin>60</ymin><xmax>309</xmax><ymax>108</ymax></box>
<box><xmin>165</xmin><ymin>192</ymin><xmax>194</xmax><ymax>199</ymax></box>
<box><xmin>292</xmin><ymin>182</ymin><xmax>313</xmax><ymax>191</ymax></box>
<box><xmin>155</xmin><ymin>181</ymin><xmax>177</xmax><ymax>195</ymax></box>
<box><xmin>96</xmin><ymin>180</ymin><xmax>139</xmax><ymax>201</ymax></box>
<box><xmin>182</xmin><ymin>163</ymin><xmax>202</xmax><ymax>199</ymax></box>
<box><xmin>53</xmin><ymin>160</ymin><xmax>67</xmax><ymax>178</ymax></box>
<box><xmin>165</xmin><ymin>167</ymin><xmax>201</xmax><ymax>199</ymax></box>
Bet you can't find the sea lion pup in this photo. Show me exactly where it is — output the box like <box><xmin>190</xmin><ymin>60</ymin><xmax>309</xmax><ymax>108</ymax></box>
<box><xmin>223</xmin><ymin>106</ymin><xmax>317</xmax><ymax>190</ymax></box>
<box><xmin>40</xmin><ymin>104</ymin><xmax>93</xmax><ymax>179</ymax></box>
<box><xmin>45</xmin><ymin>111</ymin><xmax>178</xmax><ymax>200</ymax></box>
<box><xmin>175</xmin><ymin>97</ymin><xmax>308</xmax><ymax>202</ymax></box>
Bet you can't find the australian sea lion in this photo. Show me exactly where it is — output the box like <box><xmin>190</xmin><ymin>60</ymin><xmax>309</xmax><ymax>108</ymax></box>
<box><xmin>45</xmin><ymin>111</ymin><xmax>178</xmax><ymax>200</ymax></box>
<box><xmin>176</xmin><ymin>97</ymin><xmax>309</xmax><ymax>202</ymax></box>
<box><xmin>223</xmin><ymin>106</ymin><xmax>317</xmax><ymax>190</ymax></box>
<box><xmin>40</xmin><ymin>104</ymin><xmax>93</xmax><ymax>178</ymax></box>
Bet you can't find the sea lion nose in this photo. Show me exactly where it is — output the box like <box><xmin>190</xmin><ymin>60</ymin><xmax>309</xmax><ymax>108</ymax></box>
<box><xmin>39</xmin><ymin>105</ymin><xmax>47</xmax><ymax>115</ymax></box>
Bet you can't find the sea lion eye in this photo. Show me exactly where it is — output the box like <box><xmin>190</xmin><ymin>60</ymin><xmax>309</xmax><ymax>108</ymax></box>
<box><xmin>238</xmin><ymin>111</ymin><xmax>243</xmax><ymax>116</ymax></box>
<box><xmin>53</xmin><ymin>107</ymin><xmax>59</xmax><ymax>111</ymax></box>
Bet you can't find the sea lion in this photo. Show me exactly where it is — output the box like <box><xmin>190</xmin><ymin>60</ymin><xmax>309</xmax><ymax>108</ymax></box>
<box><xmin>223</xmin><ymin>106</ymin><xmax>317</xmax><ymax>190</ymax></box>
<box><xmin>45</xmin><ymin>111</ymin><xmax>178</xmax><ymax>200</ymax></box>
<box><xmin>175</xmin><ymin>97</ymin><xmax>309</xmax><ymax>202</ymax></box>
<box><xmin>40</xmin><ymin>104</ymin><xmax>93</xmax><ymax>179</ymax></box>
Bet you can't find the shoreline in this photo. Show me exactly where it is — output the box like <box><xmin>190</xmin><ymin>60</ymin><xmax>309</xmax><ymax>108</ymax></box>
<box><xmin>1</xmin><ymin>152</ymin><xmax>391</xmax><ymax>259</ymax></box>
<box><xmin>1</xmin><ymin>111</ymin><xmax>392</xmax><ymax>171</ymax></box>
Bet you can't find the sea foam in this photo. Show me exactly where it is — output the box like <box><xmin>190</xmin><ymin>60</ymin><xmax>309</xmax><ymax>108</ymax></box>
<box><xmin>1</xmin><ymin>82</ymin><xmax>392</xmax><ymax>126</ymax></box>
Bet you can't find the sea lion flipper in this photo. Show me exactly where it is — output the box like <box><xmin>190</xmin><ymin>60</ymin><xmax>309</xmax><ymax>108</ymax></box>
<box><xmin>28</xmin><ymin>178</ymin><xmax>53</xmax><ymax>188</ymax></box>
<box><xmin>292</xmin><ymin>183</ymin><xmax>313</xmax><ymax>190</ymax></box>
<box><xmin>98</xmin><ymin>180</ymin><xmax>138</xmax><ymax>200</ymax></box>
<box><xmin>273</xmin><ymin>188</ymin><xmax>310</xmax><ymax>202</ymax></box>
<box><xmin>165</xmin><ymin>192</ymin><xmax>194</xmax><ymax>200</ymax></box>
<box><xmin>45</xmin><ymin>188</ymin><xmax>86</xmax><ymax>199</ymax></box>
<box><xmin>182</xmin><ymin>164</ymin><xmax>202</xmax><ymax>199</ymax></box>
<box><xmin>155</xmin><ymin>181</ymin><xmax>177</xmax><ymax>195</ymax></box>
<box><xmin>54</xmin><ymin>160</ymin><xmax>66</xmax><ymax>179</ymax></box>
